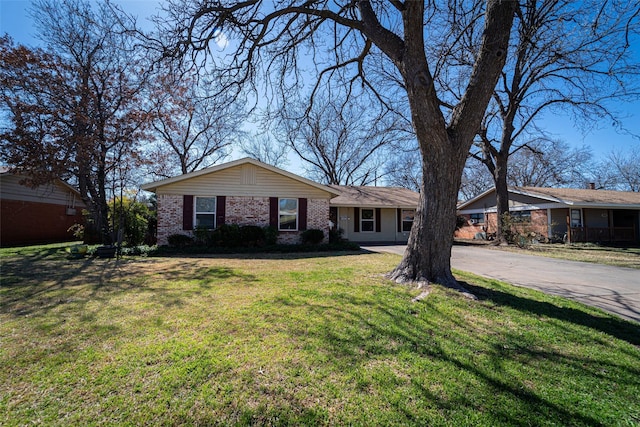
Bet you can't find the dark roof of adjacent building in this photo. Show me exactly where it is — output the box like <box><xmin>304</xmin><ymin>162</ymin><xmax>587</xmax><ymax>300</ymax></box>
<box><xmin>329</xmin><ymin>185</ymin><xmax>420</xmax><ymax>208</ymax></box>
<box><xmin>514</xmin><ymin>186</ymin><xmax>640</xmax><ymax>205</ymax></box>
<box><xmin>458</xmin><ymin>186</ymin><xmax>640</xmax><ymax>210</ymax></box>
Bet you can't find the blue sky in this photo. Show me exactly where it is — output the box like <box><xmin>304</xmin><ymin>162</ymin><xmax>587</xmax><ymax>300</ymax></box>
<box><xmin>1</xmin><ymin>0</ymin><xmax>639</xmax><ymax>161</ymax></box>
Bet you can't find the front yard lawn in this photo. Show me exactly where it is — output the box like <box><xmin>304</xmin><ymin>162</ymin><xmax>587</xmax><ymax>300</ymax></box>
<box><xmin>1</xmin><ymin>245</ymin><xmax>639</xmax><ymax>426</ymax></box>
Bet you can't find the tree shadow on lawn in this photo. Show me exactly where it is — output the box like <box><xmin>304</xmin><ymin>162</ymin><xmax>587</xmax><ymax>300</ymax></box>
<box><xmin>154</xmin><ymin>249</ymin><xmax>366</xmax><ymax>261</ymax></box>
<box><xmin>275</xmin><ymin>291</ymin><xmax>631</xmax><ymax>426</ymax></box>
<box><xmin>461</xmin><ymin>280</ymin><xmax>640</xmax><ymax>347</ymax></box>
<box><xmin>0</xmin><ymin>255</ymin><xmax>256</xmax><ymax>319</ymax></box>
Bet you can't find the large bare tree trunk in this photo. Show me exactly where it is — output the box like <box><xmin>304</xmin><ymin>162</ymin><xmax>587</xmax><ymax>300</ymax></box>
<box><xmin>389</xmin><ymin>141</ymin><xmax>467</xmax><ymax>290</ymax></box>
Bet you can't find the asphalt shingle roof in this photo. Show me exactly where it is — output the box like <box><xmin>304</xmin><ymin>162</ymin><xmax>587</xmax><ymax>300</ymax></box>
<box><xmin>329</xmin><ymin>185</ymin><xmax>420</xmax><ymax>207</ymax></box>
<box><xmin>515</xmin><ymin>186</ymin><xmax>640</xmax><ymax>206</ymax></box>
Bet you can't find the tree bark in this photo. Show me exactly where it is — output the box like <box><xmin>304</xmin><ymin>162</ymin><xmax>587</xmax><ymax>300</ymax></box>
<box><xmin>494</xmin><ymin>151</ymin><xmax>510</xmax><ymax>244</ymax></box>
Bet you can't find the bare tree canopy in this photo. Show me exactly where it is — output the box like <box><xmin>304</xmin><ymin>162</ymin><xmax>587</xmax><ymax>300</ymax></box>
<box><xmin>0</xmin><ymin>0</ymin><xmax>152</xmax><ymax>244</ymax></box>
<box><xmin>468</xmin><ymin>0</ymin><xmax>640</xmax><ymax>243</ymax></box>
<box><xmin>239</xmin><ymin>133</ymin><xmax>290</xmax><ymax>168</ymax></box>
<box><xmin>147</xmin><ymin>67</ymin><xmax>245</xmax><ymax>178</ymax></box>
<box><xmin>274</xmin><ymin>92</ymin><xmax>402</xmax><ymax>186</ymax></box>
<box><xmin>159</xmin><ymin>0</ymin><xmax>516</xmax><ymax>291</ymax></box>
<box><xmin>588</xmin><ymin>148</ymin><xmax>640</xmax><ymax>192</ymax></box>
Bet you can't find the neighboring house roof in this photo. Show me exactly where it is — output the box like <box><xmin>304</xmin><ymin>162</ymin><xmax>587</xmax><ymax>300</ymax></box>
<box><xmin>140</xmin><ymin>157</ymin><xmax>341</xmax><ymax>196</ymax></box>
<box><xmin>513</xmin><ymin>187</ymin><xmax>640</xmax><ymax>207</ymax></box>
<box><xmin>329</xmin><ymin>185</ymin><xmax>420</xmax><ymax>208</ymax></box>
<box><xmin>0</xmin><ymin>168</ymin><xmax>86</xmax><ymax>207</ymax></box>
<box><xmin>458</xmin><ymin>186</ymin><xmax>640</xmax><ymax>211</ymax></box>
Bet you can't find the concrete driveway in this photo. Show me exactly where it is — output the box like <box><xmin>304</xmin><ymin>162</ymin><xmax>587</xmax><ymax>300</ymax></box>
<box><xmin>362</xmin><ymin>244</ymin><xmax>640</xmax><ymax>324</ymax></box>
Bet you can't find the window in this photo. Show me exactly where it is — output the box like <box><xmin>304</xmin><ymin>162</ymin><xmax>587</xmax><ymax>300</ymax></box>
<box><xmin>470</xmin><ymin>213</ymin><xmax>484</xmax><ymax>224</ymax></box>
<box><xmin>510</xmin><ymin>210</ymin><xmax>531</xmax><ymax>223</ymax></box>
<box><xmin>402</xmin><ymin>209</ymin><xmax>415</xmax><ymax>232</ymax></box>
<box><xmin>361</xmin><ymin>208</ymin><xmax>375</xmax><ymax>232</ymax></box>
<box><xmin>195</xmin><ymin>197</ymin><xmax>216</xmax><ymax>229</ymax></box>
<box><xmin>279</xmin><ymin>198</ymin><xmax>298</xmax><ymax>230</ymax></box>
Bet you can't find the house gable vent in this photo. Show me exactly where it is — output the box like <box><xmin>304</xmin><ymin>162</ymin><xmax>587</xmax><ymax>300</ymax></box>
<box><xmin>240</xmin><ymin>164</ymin><xmax>257</xmax><ymax>185</ymax></box>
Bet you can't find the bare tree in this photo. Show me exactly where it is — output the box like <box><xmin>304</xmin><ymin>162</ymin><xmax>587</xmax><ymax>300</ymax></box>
<box><xmin>148</xmin><ymin>69</ymin><xmax>244</xmax><ymax>178</ymax></box>
<box><xmin>469</xmin><ymin>0</ymin><xmax>640</xmax><ymax>243</ymax></box>
<box><xmin>506</xmin><ymin>139</ymin><xmax>592</xmax><ymax>188</ymax></box>
<box><xmin>0</xmin><ymin>0</ymin><xmax>151</xmax><ymax>244</ymax></box>
<box><xmin>460</xmin><ymin>157</ymin><xmax>494</xmax><ymax>201</ymax></box>
<box><xmin>239</xmin><ymin>133</ymin><xmax>290</xmax><ymax>168</ymax></box>
<box><xmin>275</xmin><ymin>93</ymin><xmax>399</xmax><ymax>185</ymax></box>
<box><xmin>590</xmin><ymin>148</ymin><xmax>640</xmax><ymax>191</ymax></box>
<box><xmin>158</xmin><ymin>0</ymin><xmax>516</xmax><ymax>290</ymax></box>
<box><xmin>383</xmin><ymin>150</ymin><xmax>422</xmax><ymax>193</ymax></box>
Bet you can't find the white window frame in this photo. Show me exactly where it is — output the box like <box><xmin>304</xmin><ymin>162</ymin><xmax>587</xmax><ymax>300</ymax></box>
<box><xmin>360</xmin><ymin>208</ymin><xmax>375</xmax><ymax>233</ymax></box>
<box><xmin>401</xmin><ymin>209</ymin><xmax>415</xmax><ymax>232</ymax></box>
<box><xmin>279</xmin><ymin>198</ymin><xmax>298</xmax><ymax>231</ymax></box>
<box><xmin>194</xmin><ymin>196</ymin><xmax>216</xmax><ymax>229</ymax></box>
<box><xmin>469</xmin><ymin>212</ymin><xmax>484</xmax><ymax>224</ymax></box>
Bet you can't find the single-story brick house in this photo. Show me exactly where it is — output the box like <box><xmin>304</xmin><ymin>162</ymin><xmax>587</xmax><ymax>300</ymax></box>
<box><xmin>456</xmin><ymin>186</ymin><xmax>640</xmax><ymax>244</ymax></box>
<box><xmin>0</xmin><ymin>168</ymin><xmax>86</xmax><ymax>247</ymax></box>
<box><xmin>141</xmin><ymin>158</ymin><xmax>420</xmax><ymax>245</ymax></box>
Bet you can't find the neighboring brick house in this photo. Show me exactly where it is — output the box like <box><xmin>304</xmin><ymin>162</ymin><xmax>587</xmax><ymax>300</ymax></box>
<box><xmin>0</xmin><ymin>168</ymin><xmax>86</xmax><ymax>247</ymax></box>
<box><xmin>141</xmin><ymin>158</ymin><xmax>423</xmax><ymax>246</ymax></box>
<box><xmin>456</xmin><ymin>186</ymin><xmax>640</xmax><ymax>244</ymax></box>
<box><xmin>141</xmin><ymin>158</ymin><xmax>340</xmax><ymax>245</ymax></box>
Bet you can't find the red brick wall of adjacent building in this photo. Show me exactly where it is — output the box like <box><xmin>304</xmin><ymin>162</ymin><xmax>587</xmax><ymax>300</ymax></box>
<box><xmin>1</xmin><ymin>199</ymin><xmax>85</xmax><ymax>246</ymax></box>
<box><xmin>455</xmin><ymin>210</ymin><xmax>549</xmax><ymax>240</ymax></box>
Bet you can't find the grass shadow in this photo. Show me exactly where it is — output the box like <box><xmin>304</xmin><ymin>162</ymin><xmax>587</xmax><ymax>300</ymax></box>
<box><xmin>461</xmin><ymin>280</ymin><xmax>640</xmax><ymax>347</ymax></box>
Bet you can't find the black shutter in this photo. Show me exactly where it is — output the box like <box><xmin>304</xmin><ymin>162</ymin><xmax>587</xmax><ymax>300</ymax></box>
<box><xmin>269</xmin><ymin>197</ymin><xmax>278</xmax><ymax>228</ymax></box>
<box><xmin>216</xmin><ymin>196</ymin><xmax>226</xmax><ymax>226</ymax></box>
<box><xmin>397</xmin><ymin>208</ymin><xmax>402</xmax><ymax>232</ymax></box>
<box><xmin>183</xmin><ymin>195</ymin><xmax>194</xmax><ymax>230</ymax></box>
<box><xmin>375</xmin><ymin>208</ymin><xmax>381</xmax><ymax>233</ymax></box>
<box><xmin>299</xmin><ymin>198</ymin><xmax>307</xmax><ymax>231</ymax></box>
<box><xmin>354</xmin><ymin>207</ymin><xmax>360</xmax><ymax>233</ymax></box>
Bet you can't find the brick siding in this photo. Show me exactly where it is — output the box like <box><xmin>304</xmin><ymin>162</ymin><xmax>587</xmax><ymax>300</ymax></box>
<box><xmin>455</xmin><ymin>209</ymin><xmax>549</xmax><ymax>240</ymax></box>
<box><xmin>156</xmin><ymin>194</ymin><xmax>330</xmax><ymax>245</ymax></box>
<box><xmin>1</xmin><ymin>199</ymin><xmax>85</xmax><ymax>246</ymax></box>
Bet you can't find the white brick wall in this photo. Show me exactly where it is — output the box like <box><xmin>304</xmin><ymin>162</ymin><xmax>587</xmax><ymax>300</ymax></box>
<box><xmin>156</xmin><ymin>194</ymin><xmax>190</xmax><ymax>245</ymax></box>
<box><xmin>156</xmin><ymin>195</ymin><xmax>331</xmax><ymax>246</ymax></box>
<box><xmin>226</xmin><ymin>196</ymin><xmax>270</xmax><ymax>226</ymax></box>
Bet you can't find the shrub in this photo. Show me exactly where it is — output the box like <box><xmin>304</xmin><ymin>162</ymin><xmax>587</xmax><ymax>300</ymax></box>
<box><xmin>211</xmin><ymin>224</ymin><xmax>241</xmax><ymax>247</ymax></box>
<box><xmin>329</xmin><ymin>227</ymin><xmax>344</xmax><ymax>244</ymax></box>
<box><xmin>193</xmin><ymin>226</ymin><xmax>213</xmax><ymax>246</ymax></box>
<box><xmin>167</xmin><ymin>233</ymin><xmax>194</xmax><ymax>248</ymax></box>
<box><xmin>240</xmin><ymin>225</ymin><xmax>265</xmax><ymax>247</ymax></box>
<box><xmin>301</xmin><ymin>229</ymin><xmax>324</xmax><ymax>245</ymax></box>
<box><xmin>263</xmin><ymin>226</ymin><xmax>278</xmax><ymax>245</ymax></box>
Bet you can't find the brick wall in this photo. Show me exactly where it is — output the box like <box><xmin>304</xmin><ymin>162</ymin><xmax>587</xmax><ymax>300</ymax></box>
<box><xmin>1</xmin><ymin>199</ymin><xmax>85</xmax><ymax>246</ymax></box>
<box><xmin>226</xmin><ymin>196</ymin><xmax>270</xmax><ymax>226</ymax></box>
<box><xmin>455</xmin><ymin>210</ymin><xmax>549</xmax><ymax>240</ymax></box>
<box><xmin>156</xmin><ymin>195</ymin><xmax>330</xmax><ymax>245</ymax></box>
<box><xmin>157</xmin><ymin>194</ymin><xmax>187</xmax><ymax>245</ymax></box>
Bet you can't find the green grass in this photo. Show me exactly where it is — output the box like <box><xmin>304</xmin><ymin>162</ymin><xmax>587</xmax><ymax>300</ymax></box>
<box><xmin>1</xmin><ymin>244</ymin><xmax>639</xmax><ymax>426</ymax></box>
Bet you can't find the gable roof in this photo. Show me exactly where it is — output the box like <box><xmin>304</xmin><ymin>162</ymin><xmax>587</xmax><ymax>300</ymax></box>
<box><xmin>513</xmin><ymin>187</ymin><xmax>640</xmax><ymax>206</ymax></box>
<box><xmin>329</xmin><ymin>185</ymin><xmax>420</xmax><ymax>208</ymax></box>
<box><xmin>0</xmin><ymin>168</ymin><xmax>85</xmax><ymax>201</ymax></box>
<box><xmin>458</xmin><ymin>186</ymin><xmax>640</xmax><ymax>210</ymax></box>
<box><xmin>140</xmin><ymin>157</ymin><xmax>340</xmax><ymax>196</ymax></box>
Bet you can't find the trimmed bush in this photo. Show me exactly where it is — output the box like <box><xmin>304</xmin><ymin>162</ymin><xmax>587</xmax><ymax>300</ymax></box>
<box><xmin>301</xmin><ymin>229</ymin><xmax>324</xmax><ymax>245</ymax></box>
<box><xmin>263</xmin><ymin>226</ymin><xmax>278</xmax><ymax>245</ymax></box>
<box><xmin>193</xmin><ymin>226</ymin><xmax>213</xmax><ymax>246</ymax></box>
<box><xmin>240</xmin><ymin>225</ymin><xmax>265</xmax><ymax>247</ymax></box>
<box><xmin>211</xmin><ymin>224</ymin><xmax>241</xmax><ymax>247</ymax></box>
<box><xmin>167</xmin><ymin>233</ymin><xmax>193</xmax><ymax>248</ymax></box>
